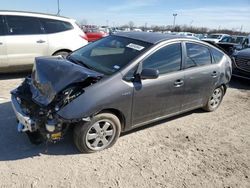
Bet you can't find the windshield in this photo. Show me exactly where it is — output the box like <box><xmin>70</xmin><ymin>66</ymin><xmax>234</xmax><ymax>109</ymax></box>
<box><xmin>207</xmin><ymin>34</ymin><xmax>222</xmax><ymax>39</ymax></box>
<box><xmin>69</xmin><ymin>35</ymin><xmax>152</xmax><ymax>75</ymax></box>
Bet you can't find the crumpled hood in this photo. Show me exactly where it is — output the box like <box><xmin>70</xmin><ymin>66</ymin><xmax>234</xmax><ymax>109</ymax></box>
<box><xmin>31</xmin><ymin>56</ymin><xmax>103</xmax><ymax>106</ymax></box>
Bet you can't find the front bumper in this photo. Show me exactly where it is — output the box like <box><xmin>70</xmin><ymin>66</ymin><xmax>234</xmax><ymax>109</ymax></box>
<box><xmin>11</xmin><ymin>94</ymin><xmax>36</xmax><ymax>132</ymax></box>
<box><xmin>232</xmin><ymin>57</ymin><xmax>250</xmax><ymax>80</ymax></box>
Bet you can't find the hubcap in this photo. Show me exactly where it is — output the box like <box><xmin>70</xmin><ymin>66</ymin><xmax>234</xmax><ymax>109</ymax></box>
<box><xmin>209</xmin><ymin>88</ymin><xmax>222</xmax><ymax>109</ymax></box>
<box><xmin>86</xmin><ymin>120</ymin><xmax>116</xmax><ymax>150</ymax></box>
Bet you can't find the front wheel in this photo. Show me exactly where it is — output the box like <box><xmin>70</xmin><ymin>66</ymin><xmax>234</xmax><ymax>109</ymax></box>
<box><xmin>203</xmin><ymin>87</ymin><xmax>224</xmax><ymax>112</ymax></box>
<box><xmin>53</xmin><ymin>51</ymin><xmax>70</xmax><ymax>58</ymax></box>
<box><xmin>73</xmin><ymin>113</ymin><xmax>121</xmax><ymax>153</ymax></box>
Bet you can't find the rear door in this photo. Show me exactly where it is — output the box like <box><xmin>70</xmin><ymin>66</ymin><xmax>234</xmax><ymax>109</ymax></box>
<box><xmin>5</xmin><ymin>15</ymin><xmax>48</xmax><ymax>67</ymax></box>
<box><xmin>0</xmin><ymin>15</ymin><xmax>8</xmax><ymax>68</ymax></box>
<box><xmin>182</xmin><ymin>42</ymin><xmax>220</xmax><ymax>110</ymax></box>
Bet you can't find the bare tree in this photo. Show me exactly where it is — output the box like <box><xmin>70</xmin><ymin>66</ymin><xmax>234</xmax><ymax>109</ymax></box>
<box><xmin>128</xmin><ymin>21</ymin><xmax>135</xmax><ymax>29</ymax></box>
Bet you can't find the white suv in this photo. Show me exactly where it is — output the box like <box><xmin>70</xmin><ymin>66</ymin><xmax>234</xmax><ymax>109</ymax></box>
<box><xmin>0</xmin><ymin>11</ymin><xmax>88</xmax><ymax>73</ymax></box>
<box><xmin>202</xmin><ymin>33</ymin><xmax>231</xmax><ymax>43</ymax></box>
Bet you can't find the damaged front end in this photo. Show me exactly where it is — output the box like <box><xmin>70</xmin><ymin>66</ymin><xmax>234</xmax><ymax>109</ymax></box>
<box><xmin>11</xmin><ymin>56</ymin><xmax>102</xmax><ymax>144</ymax></box>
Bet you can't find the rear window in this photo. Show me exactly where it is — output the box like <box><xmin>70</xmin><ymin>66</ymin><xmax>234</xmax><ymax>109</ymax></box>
<box><xmin>185</xmin><ymin>43</ymin><xmax>212</xmax><ymax>68</ymax></box>
<box><xmin>6</xmin><ymin>16</ymin><xmax>43</xmax><ymax>35</ymax></box>
<box><xmin>210</xmin><ymin>48</ymin><xmax>224</xmax><ymax>64</ymax></box>
<box><xmin>40</xmin><ymin>18</ymin><xmax>73</xmax><ymax>34</ymax></box>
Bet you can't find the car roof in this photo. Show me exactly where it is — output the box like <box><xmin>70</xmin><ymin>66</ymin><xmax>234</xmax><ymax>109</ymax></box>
<box><xmin>210</xmin><ymin>33</ymin><xmax>230</xmax><ymax>36</ymax></box>
<box><xmin>0</xmin><ymin>10</ymin><xmax>74</xmax><ymax>22</ymax></box>
<box><xmin>114</xmin><ymin>32</ymin><xmax>188</xmax><ymax>44</ymax></box>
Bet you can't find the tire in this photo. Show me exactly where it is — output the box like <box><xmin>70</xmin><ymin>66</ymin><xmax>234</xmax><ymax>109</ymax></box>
<box><xmin>203</xmin><ymin>86</ymin><xmax>224</xmax><ymax>112</ymax></box>
<box><xmin>73</xmin><ymin>113</ymin><xmax>121</xmax><ymax>153</ymax></box>
<box><xmin>53</xmin><ymin>51</ymin><xmax>70</xmax><ymax>58</ymax></box>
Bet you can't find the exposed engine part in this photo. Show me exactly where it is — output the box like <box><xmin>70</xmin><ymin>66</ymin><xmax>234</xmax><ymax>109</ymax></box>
<box><xmin>53</xmin><ymin>77</ymin><xmax>100</xmax><ymax>110</ymax></box>
<box><xmin>47</xmin><ymin>132</ymin><xmax>62</xmax><ymax>141</ymax></box>
<box><xmin>45</xmin><ymin>121</ymin><xmax>56</xmax><ymax>132</ymax></box>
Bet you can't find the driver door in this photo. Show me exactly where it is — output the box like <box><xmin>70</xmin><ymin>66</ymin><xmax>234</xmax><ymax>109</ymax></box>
<box><xmin>131</xmin><ymin>42</ymin><xmax>185</xmax><ymax>126</ymax></box>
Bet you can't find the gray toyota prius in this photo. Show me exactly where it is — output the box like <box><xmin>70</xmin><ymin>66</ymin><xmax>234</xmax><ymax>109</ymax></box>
<box><xmin>11</xmin><ymin>32</ymin><xmax>232</xmax><ymax>153</ymax></box>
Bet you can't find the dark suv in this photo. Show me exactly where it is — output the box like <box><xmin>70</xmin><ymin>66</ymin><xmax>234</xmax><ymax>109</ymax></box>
<box><xmin>232</xmin><ymin>48</ymin><xmax>250</xmax><ymax>80</ymax></box>
<box><xmin>11</xmin><ymin>32</ymin><xmax>232</xmax><ymax>153</ymax></box>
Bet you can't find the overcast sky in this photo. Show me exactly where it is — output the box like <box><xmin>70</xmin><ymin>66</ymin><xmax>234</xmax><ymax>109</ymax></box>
<box><xmin>1</xmin><ymin>0</ymin><xmax>250</xmax><ymax>31</ymax></box>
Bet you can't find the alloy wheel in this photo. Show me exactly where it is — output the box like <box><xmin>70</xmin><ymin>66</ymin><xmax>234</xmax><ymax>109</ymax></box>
<box><xmin>209</xmin><ymin>88</ymin><xmax>223</xmax><ymax>109</ymax></box>
<box><xmin>85</xmin><ymin>120</ymin><xmax>116</xmax><ymax>151</ymax></box>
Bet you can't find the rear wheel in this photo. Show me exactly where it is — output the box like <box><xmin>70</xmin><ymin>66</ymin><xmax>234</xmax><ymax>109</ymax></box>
<box><xmin>203</xmin><ymin>87</ymin><xmax>224</xmax><ymax>112</ymax></box>
<box><xmin>73</xmin><ymin>113</ymin><xmax>121</xmax><ymax>153</ymax></box>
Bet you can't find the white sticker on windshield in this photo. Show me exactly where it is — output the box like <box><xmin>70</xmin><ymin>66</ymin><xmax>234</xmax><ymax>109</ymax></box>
<box><xmin>114</xmin><ymin>65</ymin><xmax>120</xmax><ymax>69</ymax></box>
<box><xmin>126</xmin><ymin>43</ymin><xmax>145</xmax><ymax>51</ymax></box>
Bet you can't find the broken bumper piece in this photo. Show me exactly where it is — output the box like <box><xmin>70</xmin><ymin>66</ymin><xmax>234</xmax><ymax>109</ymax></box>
<box><xmin>11</xmin><ymin>94</ymin><xmax>36</xmax><ymax>132</ymax></box>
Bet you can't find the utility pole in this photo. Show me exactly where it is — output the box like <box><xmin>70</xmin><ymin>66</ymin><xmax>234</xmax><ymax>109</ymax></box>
<box><xmin>57</xmin><ymin>0</ymin><xmax>61</xmax><ymax>15</ymax></box>
<box><xmin>240</xmin><ymin>25</ymin><xmax>243</xmax><ymax>32</ymax></box>
<box><xmin>173</xmin><ymin>13</ymin><xmax>177</xmax><ymax>29</ymax></box>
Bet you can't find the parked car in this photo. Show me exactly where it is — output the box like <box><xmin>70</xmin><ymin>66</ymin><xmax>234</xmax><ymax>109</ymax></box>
<box><xmin>0</xmin><ymin>11</ymin><xmax>88</xmax><ymax>73</ymax></box>
<box><xmin>84</xmin><ymin>28</ymin><xmax>108</xmax><ymax>42</ymax></box>
<box><xmin>204</xmin><ymin>35</ymin><xmax>248</xmax><ymax>56</ymax></box>
<box><xmin>242</xmin><ymin>35</ymin><xmax>250</xmax><ymax>48</ymax></box>
<box><xmin>232</xmin><ymin>35</ymin><xmax>246</xmax><ymax>45</ymax></box>
<box><xmin>11</xmin><ymin>32</ymin><xmax>232</xmax><ymax>153</ymax></box>
<box><xmin>232</xmin><ymin>47</ymin><xmax>250</xmax><ymax>80</ymax></box>
<box><xmin>202</xmin><ymin>33</ymin><xmax>231</xmax><ymax>43</ymax></box>
<box><xmin>194</xmin><ymin>34</ymin><xmax>205</xmax><ymax>40</ymax></box>
<box><xmin>178</xmin><ymin>32</ymin><xmax>195</xmax><ymax>37</ymax></box>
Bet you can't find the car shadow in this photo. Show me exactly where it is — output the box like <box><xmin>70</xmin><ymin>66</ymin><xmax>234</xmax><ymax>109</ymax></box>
<box><xmin>0</xmin><ymin>100</ymin><xmax>205</xmax><ymax>161</ymax></box>
<box><xmin>0</xmin><ymin>72</ymin><xmax>31</xmax><ymax>80</ymax></box>
<box><xmin>229</xmin><ymin>77</ymin><xmax>250</xmax><ymax>90</ymax></box>
<box><xmin>121</xmin><ymin>109</ymin><xmax>204</xmax><ymax>137</ymax></box>
<box><xmin>0</xmin><ymin>101</ymin><xmax>79</xmax><ymax>161</ymax></box>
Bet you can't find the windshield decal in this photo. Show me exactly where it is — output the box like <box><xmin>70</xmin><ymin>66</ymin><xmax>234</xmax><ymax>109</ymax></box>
<box><xmin>113</xmin><ymin>65</ymin><xmax>120</xmax><ymax>70</ymax></box>
<box><xmin>126</xmin><ymin>43</ymin><xmax>145</xmax><ymax>51</ymax></box>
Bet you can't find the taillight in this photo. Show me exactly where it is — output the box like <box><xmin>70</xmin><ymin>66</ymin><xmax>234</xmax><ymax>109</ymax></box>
<box><xmin>80</xmin><ymin>34</ymin><xmax>88</xmax><ymax>41</ymax></box>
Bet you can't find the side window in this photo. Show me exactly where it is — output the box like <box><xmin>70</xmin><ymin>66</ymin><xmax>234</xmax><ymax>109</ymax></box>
<box><xmin>6</xmin><ymin>16</ymin><xmax>43</xmax><ymax>35</ymax></box>
<box><xmin>220</xmin><ymin>36</ymin><xmax>232</xmax><ymax>43</ymax></box>
<box><xmin>210</xmin><ymin>48</ymin><xmax>224</xmax><ymax>64</ymax></box>
<box><xmin>185</xmin><ymin>43</ymin><xmax>212</xmax><ymax>68</ymax></box>
<box><xmin>142</xmin><ymin>43</ymin><xmax>182</xmax><ymax>75</ymax></box>
<box><xmin>40</xmin><ymin>18</ymin><xmax>73</xmax><ymax>34</ymax></box>
<box><xmin>0</xmin><ymin>16</ymin><xmax>5</xmax><ymax>35</ymax></box>
<box><xmin>243</xmin><ymin>38</ymin><xmax>249</xmax><ymax>46</ymax></box>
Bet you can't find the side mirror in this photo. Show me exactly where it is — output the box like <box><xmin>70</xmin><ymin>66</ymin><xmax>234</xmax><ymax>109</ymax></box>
<box><xmin>140</xmin><ymin>68</ymin><xmax>159</xmax><ymax>79</ymax></box>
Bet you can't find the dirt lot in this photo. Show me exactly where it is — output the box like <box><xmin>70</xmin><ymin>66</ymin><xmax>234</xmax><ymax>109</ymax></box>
<box><xmin>0</xmin><ymin>74</ymin><xmax>249</xmax><ymax>188</ymax></box>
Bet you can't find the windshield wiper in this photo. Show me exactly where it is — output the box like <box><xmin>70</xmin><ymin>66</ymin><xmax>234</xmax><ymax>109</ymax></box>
<box><xmin>67</xmin><ymin>55</ymin><xmax>92</xmax><ymax>70</ymax></box>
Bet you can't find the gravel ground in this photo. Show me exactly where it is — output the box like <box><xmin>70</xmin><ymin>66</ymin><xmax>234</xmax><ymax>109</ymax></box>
<box><xmin>0</xmin><ymin>74</ymin><xmax>249</xmax><ymax>188</ymax></box>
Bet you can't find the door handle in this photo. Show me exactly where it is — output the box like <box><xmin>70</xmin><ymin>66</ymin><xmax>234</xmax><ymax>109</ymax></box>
<box><xmin>174</xmin><ymin>79</ymin><xmax>184</xmax><ymax>87</ymax></box>
<box><xmin>211</xmin><ymin>71</ymin><xmax>218</xmax><ymax>77</ymax></box>
<box><xmin>36</xmin><ymin>40</ymin><xmax>46</xmax><ymax>43</ymax></box>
